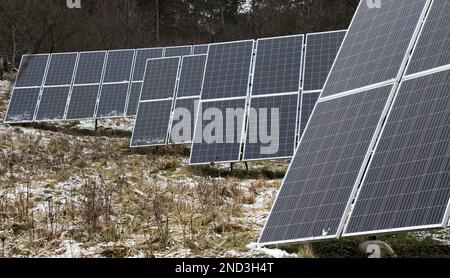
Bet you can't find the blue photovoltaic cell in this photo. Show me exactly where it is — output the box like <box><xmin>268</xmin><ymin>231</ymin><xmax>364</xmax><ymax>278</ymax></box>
<box><xmin>193</xmin><ymin>45</ymin><xmax>209</xmax><ymax>55</ymax></box>
<box><xmin>131</xmin><ymin>100</ymin><xmax>173</xmax><ymax>147</ymax></box>
<box><xmin>103</xmin><ymin>50</ymin><xmax>135</xmax><ymax>83</ymax></box>
<box><xmin>132</xmin><ymin>48</ymin><xmax>164</xmax><ymax>81</ymax></box>
<box><xmin>322</xmin><ymin>0</ymin><xmax>429</xmax><ymax>97</ymax></box>
<box><xmin>5</xmin><ymin>88</ymin><xmax>41</xmax><ymax>123</ymax></box>
<box><xmin>303</xmin><ymin>31</ymin><xmax>346</xmax><ymax>92</ymax></box>
<box><xmin>345</xmin><ymin>70</ymin><xmax>450</xmax><ymax>235</ymax></box>
<box><xmin>407</xmin><ymin>0</ymin><xmax>450</xmax><ymax>75</ymax></box>
<box><xmin>177</xmin><ymin>55</ymin><xmax>207</xmax><ymax>98</ymax></box>
<box><xmin>190</xmin><ymin>98</ymin><xmax>247</xmax><ymax>164</ymax></box>
<box><xmin>164</xmin><ymin>46</ymin><xmax>192</xmax><ymax>57</ymax></box>
<box><xmin>259</xmin><ymin>85</ymin><xmax>392</xmax><ymax>244</ymax></box>
<box><xmin>170</xmin><ymin>98</ymin><xmax>199</xmax><ymax>144</ymax></box>
<box><xmin>45</xmin><ymin>53</ymin><xmax>78</xmax><ymax>86</ymax></box>
<box><xmin>200</xmin><ymin>41</ymin><xmax>254</xmax><ymax>100</ymax></box>
<box><xmin>15</xmin><ymin>54</ymin><xmax>49</xmax><ymax>88</ymax></box>
<box><xmin>36</xmin><ymin>86</ymin><xmax>70</xmax><ymax>121</ymax></box>
<box><xmin>66</xmin><ymin>85</ymin><xmax>100</xmax><ymax>120</ymax></box>
<box><xmin>74</xmin><ymin>51</ymin><xmax>106</xmax><ymax>85</ymax></box>
<box><xmin>97</xmin><ymin>83</ymin><xmax>130</xmax><ymax>118</ymax></box>
<box><xmin>141</xmin><ymin>57</ymin><xmax>180</xmax><ymax>101</ymax></box>
<box><xmin>243</xmin><ymin>94</ymin><xmax>299</xmax><ymax>160</ymax></box>
<box><xmin>126</xmin><ymin>82</ymin><xmax>143</xmax><ymax>117</ymax></box>
<box><xmin>299</xmin><ymin>92</ymin><xmax>320</xmax><ymax>136</ymax></box>
<box><xmin>252</xmin><ymin>35</ymin><xmax>303</xmax><ymax>96</ymax></box>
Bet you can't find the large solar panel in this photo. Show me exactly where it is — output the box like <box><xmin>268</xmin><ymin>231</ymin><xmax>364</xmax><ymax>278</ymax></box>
<box><xmin>251</xmin><ymin>35</ymin><xmax>303</xmax><ymax>96</ymax></box>
<box><xmin>176</xmin><ymin>55</ymin><xmax>207</xmax><ymax>98</ymax></box>
<box><xmin>406</xmin><ymin>0</ymin><xmax>450</xmax><ymax>75</ymax></box>
<box><xmin>74</xmin><ymin>51</ymin><xmax>106</xmax><ymax>85</ymax></box>
<box><xmin>200</xmin><ymin>40</ymin><xmax>254</xmax><ymax>100</ymax></box>
<box><xmin>170</xmin><ymin>98</ymin><xmax>199</xmax><ymax>144</ymax></box>
<box><xmin>140</xmin><ymin>57</ymin><xmax>180</xmax><ymax>101</ymax></box>
<box><xmin>44</xmin><ymin>53</ymin><xmax>78</xmax><ymax>86</ymax></box>
<box><xmin>303</xmin><ymin>31</ymin><xmax>346</xmax><ymax>92</ymax></box>
<box><xmin>190</xmin><ymin>98</ymin><xmax>247</xmax><ymax>164</ymax></box>
<box><xmin>299</xmin><ymin>92</ymin><xmax>320</xmax><ymax>136</ymax></box>
<box><xmin>164</xmin><ymin>46</ymin><xmax>192</xmax><ymax>57</ymax></box>
<box><xmin>14</xmin><ymin>54</ymin><xmax>49</xmax><ymax>88</ymax></box>
<box><xmin>243</xmin><ymin>93</ymin><xmax>299</xmax><ymax>161</ymax></box>
<box><xmin>36</xmin><ymin>86</ymin><xmax>71</xmax><ymax>121</ymax></box>
<box><xmin>344</xmin><ymin>70</ymin><xmax>450</xmax><ymax>236</ymax></box>
<box><xmin>131</xmin><ymin>100</ymin><xmax>173</xmax><ymax>147</ymax></box>
<box><xmin>102</xmin><ymin>49</ymin><xmax>135</xmax><ymax>83</ymax></box>
<box><xmin>126</xmin><ymin>82</ymin><xmax>143</xmax><ymax>117</ymax></box>
<box><xmin>96</xmin><ymin>83</ymin><xmax>130</xmax><ymax>118</ymax></box>
<box><xmin>321</xmin><ymin>0</ymin><xmax>430</xmax><ymax>97</ymax></box>
<box><xmin>5</xmin><ymin>88</ymin><xmax>41</xmax><ymax>123</ymax></box>
<box><xmin>193</xmin><ymin>44</ymin><xmax>209</xmax><ymax>55</ymax></box>
<box><xmin>259</xmin><ymin>85</ymin><xmax>393</xmax><ymax>244</ymax></box>
<box><xmin>66</xmin><ymin>85</ymin><xmax>100</xmax><ymax>120</ymax></box>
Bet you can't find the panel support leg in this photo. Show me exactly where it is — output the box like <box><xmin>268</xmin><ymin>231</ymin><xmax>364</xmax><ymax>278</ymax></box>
<box><xmin>94</xmin><ymin>119</ymin><xmax>98</xmax><ymax>132</ymax></box>
<box><xmin>230</xmin><ymin>163</ymin><xmax>234</xmax><ymax>172</ymax></box>
<box><xmin>245</xmin><ymin>162</ymin><xmax>249</xmax><ymax>171</ymax></box>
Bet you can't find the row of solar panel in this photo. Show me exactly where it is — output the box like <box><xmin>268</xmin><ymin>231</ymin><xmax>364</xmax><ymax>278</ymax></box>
<box><xmin>4</xmin><ymin>45</ymin><xmax>209</xmax><ymax>123</ymax></box>
<box><xmin>129</xmin><ymin>31</ymin><xmax>346</xmax><ymax>165</ymax></box>
<box><xmin>260</xmin><ymin>0</ymin><xmax>450</xmax><ymax>245</ymax></box>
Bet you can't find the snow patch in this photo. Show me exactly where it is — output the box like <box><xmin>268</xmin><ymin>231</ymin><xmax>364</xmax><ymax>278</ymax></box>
<box><xmin>246</xmin><ymin>242</ymin><xmax>298</xmax><ymax>258</ymax></box>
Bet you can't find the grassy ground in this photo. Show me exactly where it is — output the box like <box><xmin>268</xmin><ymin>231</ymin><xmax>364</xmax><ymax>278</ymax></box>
<box><xmin>0</xmin><ymin>79</ymin><xmax>449</xmax><ymax>258</ymax></box>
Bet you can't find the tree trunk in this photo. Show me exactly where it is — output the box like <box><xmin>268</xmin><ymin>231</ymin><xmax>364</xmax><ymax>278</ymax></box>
<box><xmin>155</xmin><ymin>0</ymin><xmax>160</xmax><ymax>45</ymax></box>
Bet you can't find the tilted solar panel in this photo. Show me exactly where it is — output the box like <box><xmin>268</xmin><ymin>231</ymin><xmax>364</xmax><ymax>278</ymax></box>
<box><xmin>177</xmin><ymin>55</ymin><xmax>207</xmax><ymax>98</ymax></box>
<box><xmin>126</xmin><ymin>82</ymin><xmax>143</xmax><ymax>117</ymax></box>
<box><xmin>193</xmin><ymin>44</ymin><xmax>209</xmax><ymax>55</ymax></box>
<box><xmin>66</xmin><ymin>85</ymin><xmax>100</xmax><ymax>120</ymax></box>
<box><xmin>96</xmin><ymin>83</ymin><xmax>130</xmax><ymax>118</ymax></box>
<box><xmin>36</xmin><ymin>86</ymin><xmax>71</xmax><ymax>121</ymax></box>
<box><xmin>140</xmin><ymin>57</ymin><xmax>180</xmax><ymax>101</ymax></box>
<box><xmin>164</xmin><ymin>46</ymin><xmax>192</xmax><ymax>58</ymax></box>
<box><xmin>74</xmin><ymin>51</ymin><xmax>106</xmax><ymax>85</ymax></box>
<box><xmin>132</xmin><ymin>48</ymin><xmax>164</xmax><ymax>82</ymax></box>
<box><xmin>5</xmin><ymin>88</ymin><xmax>41</xmax><ymax>123</ymax></box>
<box><xmin>170</xmin><ymin>98</ymin><xmax>200</xmax><ymax>144</ymax></box>
<box><xmin>344</xmin><ymin>69</ymin><xmax>450</xmax><ymax>236</ymax></box>
<box><xmin>102</xmin><ymin>49</ymin><xmax>135</xmax><ymax>83</ymax></box>
<box><xmin>299</xmin><ymin>92</ymin><xmax>320</xmax><ymax>137</ymax></box>
<box><xmin>44</xmin><ymin>53</ymin><xmax>78</xmax><ymax>86</ymax></box>
<box><xmin>14</xmin><ymin>54</ymin><xmax>49</xmax><ymax>88</ymax></box>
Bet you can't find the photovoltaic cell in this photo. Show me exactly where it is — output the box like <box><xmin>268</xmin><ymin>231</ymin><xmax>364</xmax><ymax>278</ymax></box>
<box><xmin>299</xmin><ymin>92</ymin><xmax>320</xmax><ymax>136</ymax></box>
<box><xmin>193</xmin><ymin>45</ymin><xmax>209</xmax><ymax>55</ymax></box>
<box><xmin>303</xmin><ymin>31</ymin><xmax>346</xmax><ymax>92</ymax></box>
<box><xmin>322</xmin><ymin>0</ymin><xmax>429</xmax><ymax>97</ymax></box>
<box><xmin>252</xmin><ymin>35</ymin><xmax>303</xmax><ymax>96</ymax></box>
<box><xmin>201</xmin><ymin>41</ymin><xmax>254</xmax><ymax>100</ymax></box>
<box><xmin>259</xmin><ymin>85</ymin><xmax>392</xmax><ymax>244</ymax></box>
<box><xmin>406</xmin><ymin>0</ymin><xmax>450</xmax><ymax>75</ymax></box>
<box><xmin>5</xmin><ymin>88</ymin><xmax>41</xmax><ymax>123</ymax></box>
<box><xmin>45</xmin><ymin>53</ymin><xmax>78</xmax><ymax>86</ymax></box>
<box><xmin>66</xmin><ymin>85</ymin><xmax>100</xmax><ymax>120</ymax></box>
<box><xmin>126</xmin><ymin>82</ymin><xmax>143</xmax><ymax>117</ymax></box>
<box><xmin>103</xmin><ymin>50</ymin><xmax>135</xmax><ymax>83</ymax></box>
<box><xmin>170</xmin><ymin>98</ymin><xmax>199</xmax><ymax>144</ymax></box>
<box><xmin>131</xmin><ymin>100</ymin><xmax>173</xmax><ymax>147</ymax></box>
<box><xmin>344</xmin><ymin>70</ymin><xmax>450</xmax><ymax>236</ymax></box>
<box><xmin>243</xmin><ymin>94</ymin><xmax>298</xmax><ymax>160</ymax></box>
<box><xmin>74</xmin><ymin>51</ymin><xmax>106</xmax><ymax>85</ymax></box>
<box><xmin>177</xmin><ymin>55</ymin><xmax>207</xmax><ymax>98</ymax></box>
<box><xmin>190</xmin><ymin>98</ymin><xmax>247</xmax><ymax>164</ymax></box>
<box><xmin>15</xmin><ymin>54</ymin><xmax>49</xmax><ymax>88</ymax></box>
<box><xmin>132</xmin><ymin>48</ymin><xmax>164</xmax><ymax>81</ymax></box>
<box><xmin>36</xmin><ymin>86</ymin><xmax>70</xmax><ymax>121</ymax></box>
<box><xmin>96</xmin><ymin>83</ymin><xmax>130</xmax><ymax>118</ymax></box>
<box><xmin>164</xmin><ymin>46</ymin><xmax>192</xmax><ymax>57</ymax></box>
<box><xmin>141</xmin><ymin>57</ymin><xmax>180</xmax><ymax>101</ymax></box>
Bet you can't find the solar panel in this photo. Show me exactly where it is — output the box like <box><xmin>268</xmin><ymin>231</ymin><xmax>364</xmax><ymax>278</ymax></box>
<box><xmin>344</xmin><ymin>69</ymin><xmax>450</xmax><ymax>236</ymax></box>
<box><xmin>74</xmin><ymin>51</ymin><xmax>106</xmax><ymax>85</ymax></box>
<box><xmin>96</xmin><ymin>83</ymin><xmax>130</xmax><ymax>118</ymax></box>
<box><xmin>322</xmin><ymin>0</ymin><xmax>430</xmax><ymax>97</ymax></box>
<box><xmin>259</xmin><ymin>85</ymin><xmax>393</xmax><ymax>244</ymax></box>
<box><xmin>66</xmin><ymin>85</ymin><xmax>100</xmax><ymax>120</ymax></box>
<box><xmin>299</xmin><ymin>92</ymin><xmax>320</xmax><ymax>136</ymax></box>
<box><xmin>164</xmin><ymin>46</ymin><xmax>193</xmax><ymax>57</ymax></box>
<box><xmin>170</xmin><ymin>98</ymin><xmax>199</xmax><ymax>144</ymax></box>
<box><xmin>5</xmin><ymin>88</ymin><xmax>41</xmax><ymax>123</ymax></box>
<box><xmin>243</xmin><ymin>93</ymin><xmax>299</xmax><ymax>161</ymax></box>
<box><xmin>251</xmin><ymin>35</ymin><xmax>303</xmax><ymax>96</ymax></box>
<box><xmin>102</xmin><ymin>49</ymin><xmax>135</xmax><ymax>83</ymax></box>
<box><xmin>131</xmin><ymin>100</ymin><xmax>173</xmax><ymax>147</ymax></box>
<box><xmin>35</xmin><ymin>86</ymin><xmax>71</xmax><ymax>121</ymax></box>
<box><xmin>132</xmin><ymin>48</ymin><xmax>164</xmax><ymax>81</ymax></box>
<box><xmin>140</xmin><ymin>57</ymin><xmax>180</xmax><ymax>101</ymax></box>
<box><xmin>44</xmin><ymin>53</ymin><xmax>78</xmax><ymax>86</ymax></box>
<box><xmin>406</xmin><ymin>0</ymin><xmax>450</xmax><ymax>75</ymax></box>
<box><xmin>303</xmin><ymin>31</ymin><xmax>346</xmax><ymax>92</ymax></box>
<box><xmin>193</xmin><ymin>44</ymin><xmax>209</xmax><ymax>55</ymax></box>
<box><xmin>14</xmin><ymin>54</ymin><xmax>49</xmax><ymax>88</ymax></box>
<box><xmin>177</xmin><ymin>55</ymin><xmax>207</xmax><ymax>98</ymax></box>
<box><xmin>190</xmin><ymin>98</ymin><xmax>247</xmax><ymax>164</ymax></box>
<box><xmin>126</xmin><ymin>82</ymin><xmax>143</xmax><ymax>117</ymax></box>
<box><xmin>200</xmin><ymin>40</ymin><xmax>254</xmax><ymax>100</ymax></box>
